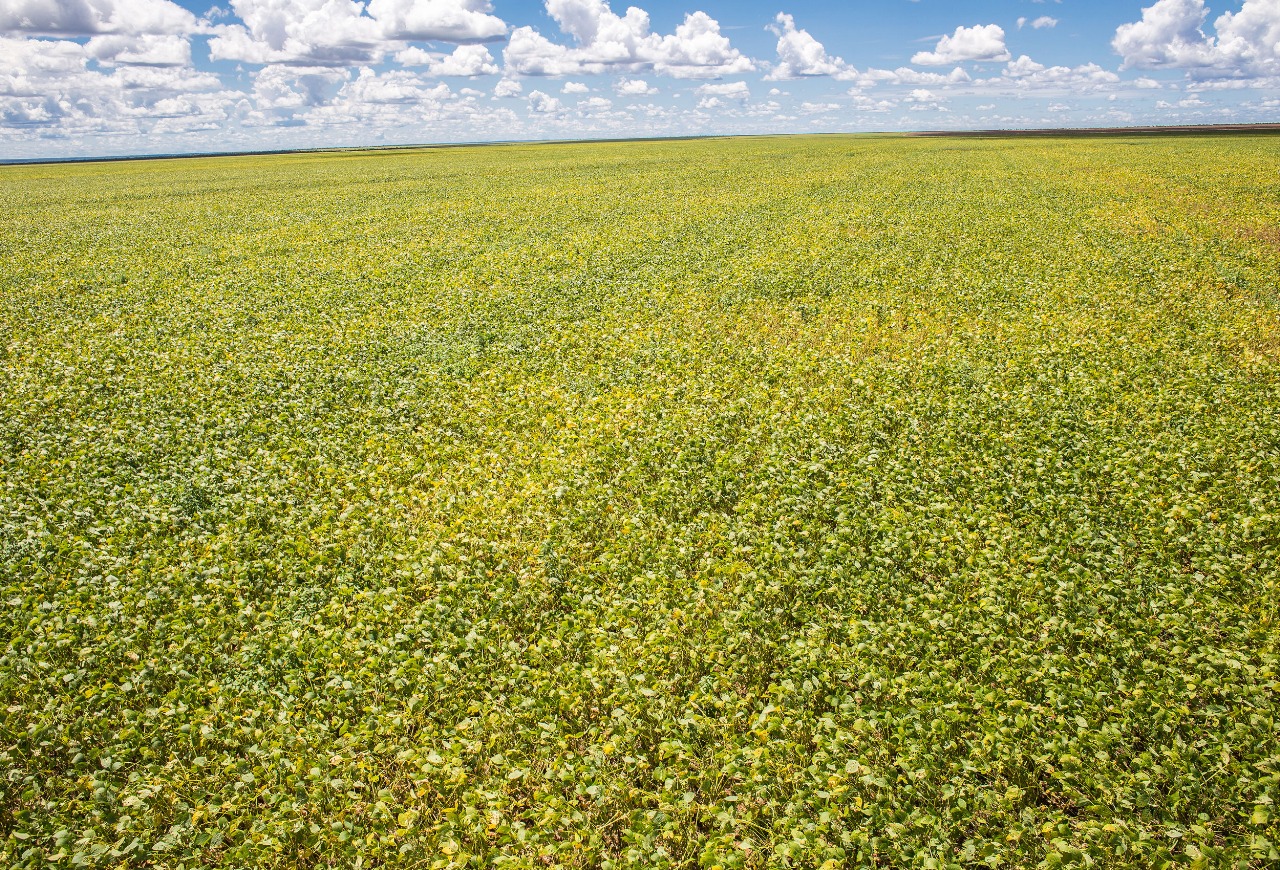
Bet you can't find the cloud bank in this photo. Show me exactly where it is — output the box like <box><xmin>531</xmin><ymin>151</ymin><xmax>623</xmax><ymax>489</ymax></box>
<box><xmin>1</xmin><ymin>0</ymin><xmax>1277</xmax><ymax>158</ymax></box>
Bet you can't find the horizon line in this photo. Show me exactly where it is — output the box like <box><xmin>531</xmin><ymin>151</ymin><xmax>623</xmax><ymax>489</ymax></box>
<box><xmin>4</xmin><ymin>123</ymin><xmax>1280</xmax><ymax>167</ymax></box>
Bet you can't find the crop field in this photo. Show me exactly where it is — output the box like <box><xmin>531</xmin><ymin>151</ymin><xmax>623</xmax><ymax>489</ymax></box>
<box><xmin>1</xmin><ymin>133</ymin><xmax>1279</xmax><ymax>868</ymax></box>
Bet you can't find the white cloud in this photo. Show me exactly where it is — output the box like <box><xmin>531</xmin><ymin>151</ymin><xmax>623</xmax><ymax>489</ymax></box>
<box><xmin>856</xmin><ymin>66</ymin><xmax>971</xmax><ymax>87</ymax></box>
<box><xmin>1017</xmin><ymin>16</ymin><xmax>1059</xmax><ymax>29</ymax></box>
<box><xmin>856</xmin><ymin>52</ymin><xmax>1121</xmax><ymax>99</ymax></box>
<box><xmin>0</xmin><ymin>34</ymin><xmax>231</xmax><ymax>139</ymax></box>
<box><xmin>5</xmin><ymin>0</ymin><xmax>1278</xmax><ymax>155</ymax></box>
<box><xmin>1157</xmin><ymin>94</ymin><xmax>1209</xmax><ymax>106</ymax></box>
<box><xmin>208</xmin><ymin>0</ymin><xmax>383</xmax><ymax>65</ymax></box>
<box><xmin>86</xmin><ymin>32</ymin><xmax>191</xmax><ymax>65</ymax></box>
<box><xmin>365</xmin><ymin>0</ymin><xmax>506</xmax><ymax>42</ymax></box>
<box><xmin>578</xmin><ymin>94</ymin><xmax>611</xmax><ymax>112</ymax></box>
<box><xmin>252</xmin><ymin>64</ymin><xmax>346</xmax><ymax>108</ymax></box>
<box><xmin>1113</xmin><ymin>0</ymin><xmax>1280</xmax><ymax>75</ymax></box>
<box><xmin>295</xmin><ymin>67</ymin><xmax>466</xmax><ymax>129</ymax></box>
<box><xmin>431</xmin><ymin>45</ymin><xmax>499</xmax><ymax>76</ymax></box>
<box><xmin>1001</xmin><ymin>55</ymin><xmax>1121</xmax><ymax>87</ymax></box>
<box><xmin>614</xmin><ymin>77</ymin><xmax>656</xmax><ymax>95</ymax></box>
<box><xmin>394</xmin><ymin>45</ymin><xmax>432</xmax><ymax>64</ymax></box>
<box><xmin>0</xmin><ymin>0</ymin><xmax>197</xmax><ymax>35</ymax></box>
<box><xmin>0</xmin><ymin>35</ymin><xmax>84</xmax><ymax>82</ymax></box>
<box><xmin>493</xmin><ymin>77</ymin><xmax>522</xmax><ymax>96</ymax></box>
<box><xmin>696</xmin><ymin>79</ymin><xmax>748</xmax><ymax>100</ymax></box>
<box><xmin>912</xmin><ymin>24</ymin><xmax>1011</xmax><ymax>65</ymax></box>
<box><xmin>145</xmin><ymin>90</ymin><xmax>243</xmax><ymax>131</ymax></box>
<box><xmin>848</xmin><ymin>93</ymin><xmax>895</xmax><ymax>112</ymax></box>
<box><xmin>1005</xmin><ymin>54</ymin><xmax>1047</xmax><ymax>77</ymax></box>
<box><xmin>337</xmin><ymin>66</ymin><xmax>452</xmax><ymax>105</ymax></box>
<box><xmin>1185</xmin><ymin>71</ymin><xmax>1280</xmax><ymax>86</ymax></box>
<box><xmin>765</xmin><ymin>12</ymin><xmax>857</xmax><ymax>80</ymax></box>
<box><xmin>1113</xmin><ymin>0</ymin><xmax>1218</xmax><ymax>68</ymax></box>
<box><xmin>503</xmin><ymin>0</ymin><xmax>753</xmax><ymax>78</ymax></box>
<box><xmin>743</xmin><ymin>97</ymin><xmax>778</xmax><ymax>113</ymax></box>
<box><xmin>394</xmin><ymin>44</ymin><xmax>489</xmax><ymax>75</ymax></box>
<box><xmin>394</xmin><ymin>43</ymin><xmax>500</xmax><ymax>75</ymax></box>
<box><xmin>209</xmin><ymin>0</ymin><xmax>507</xmax><ymax>66</ymax></box>
<box><xmin>527</xmin><ymin>88</ymin><xmax>562</xmax><ymax>112</ymax></box>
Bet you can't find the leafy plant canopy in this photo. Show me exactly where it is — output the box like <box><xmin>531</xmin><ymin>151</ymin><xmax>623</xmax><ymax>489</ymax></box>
<box><xmin>1</xmin><ymin>135</ymin><xmax>1278</xmax><ymax>868</ymax></box>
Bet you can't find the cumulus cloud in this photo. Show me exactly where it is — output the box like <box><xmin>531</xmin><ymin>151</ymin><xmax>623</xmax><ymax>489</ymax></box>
<box><xmin>614</xmin><ymin>77</ymin><xmax>656</xmax><ymax>95</ymax></box>
<box><xmin>86</xmin><ymin>32</ymin><xmax>191</xmax><ymax>65</ymax></box>
<box><xmin>765</xmin><ymin>12</ymin><xmax>857</xmax><ymax>80</ymax></box>
<box><xmin>7</xmin><ymin>0</ymin><xmax>1277</xmax><ymax>155</ymax></box>
<box><xmin>912</xmin><ymin>24</ymin><xmax>1011</xmax><ymax>65</ymax></box>
<box><xmin>366</xmin><ymin>0</ymin><xmax>505</xmax><ymax>42</ymax></box>
<box><xmin>527</xmin><ymin>88</ymin><xmax>563</xmax><ymax>112</ymax></box>
<box><xmin>293</xmin><ymin>67</ymin><xmax>472</xmax><ymax>129</ymax></box>
<box><xmin>337</xmin><ymin>66</ymin><xmax>452</xmax><ymax>104</ymax></box>
<box><xmin>857</xmin><ymin>65</ymin><xmax>971</xmax><ymax>87</ymax></box>
<box><xmin>251</xmin><ymin>64</ymin><xmax>346</xmax><ymax>108</ymax></box>
<box><xmin>1113</xmin><ymin>0</ymin><xmax>1280</xmax><ymax>75</ymax></box>
<box><xmin>493</xmin><ymin>77</ymin><xmax>522</xmax><ymax>96</ymax></box>
<box><xmin>209</xmin><ymin>0</ymin><xmax>507</xmax><ymax>66</ymax></box>
<box><xmin>208</xmin><ymin>0</ymin><xmax>383</xmax><ymax>65</ymax></box>
<box><xmin>848</xmin><ymin>93</ymin><xmax>895</xmax><ymax>112</ymax></box>
<box><xmin>0</xmin><ymin>33</ymin><xmax>232</xmax><ymax>139</ymax></box>
<box><xmin>578</xmin><ymin>94</ymin><xmax>611</xmax><ymax>112</ymax></box>
<box><xmin>0</xmin><ymin>0</ymin><xmax>197</xmax><ymax>35</ymax></box>
<box><xmin>503</xmin><ymin>0</ymin><xmax>753</xmax><ymax>78</ymax></box>
<box><xmin>394</xmin><ymin>43</ymin><xmax>500</xmax><ymax>76</ymax></box>
<box><xmin>696</xmin><ymin>80</ymin><xmax>748</xmax><ymax>100</ymax></box>
<box><xmin>999</xmin><ymin>55</ymin><xmax>1121</xmax><ymax>89</ymax></box>
<box><xmin>852</xmin><ymin>51</ymin><xmax>1119</xmax><ymax>97</ymax></box>
<box><xmin>1113</xmin><ymin>0</ymin><xmax>1218</xmax><ymax>67</ymax></box>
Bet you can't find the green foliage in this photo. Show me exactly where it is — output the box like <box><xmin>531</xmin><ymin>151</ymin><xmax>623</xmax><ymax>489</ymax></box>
<box><xmin>1</xmin><ymin>134</ymin><xmax>1279</xmax><ymax>868</ymax></box>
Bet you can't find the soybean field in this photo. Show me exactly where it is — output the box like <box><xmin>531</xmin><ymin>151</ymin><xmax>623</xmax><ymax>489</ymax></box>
<box><xmin>2</xmin><ymin>134</ymin><xmax>1279</xmax><ymax>868</ymax></box>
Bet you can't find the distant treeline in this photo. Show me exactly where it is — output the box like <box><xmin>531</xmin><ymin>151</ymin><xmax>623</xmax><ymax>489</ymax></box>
<box><xmin>913</xmin><ymin>123</ymin><xmax>1280</xmax><ymax>138</ymax></box>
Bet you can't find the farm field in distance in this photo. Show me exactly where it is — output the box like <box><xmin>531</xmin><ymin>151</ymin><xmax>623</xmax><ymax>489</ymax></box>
<box><xmin>2</xmin><ymin>133</ymin><xmax>1279</xmax><ymax>868</ymax></box>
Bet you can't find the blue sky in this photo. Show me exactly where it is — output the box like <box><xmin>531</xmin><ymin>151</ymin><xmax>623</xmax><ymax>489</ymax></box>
<box><xmin>1</xmin><ymin>0</ymin><xmax>1278</xmax><ymax>158</ymax></box>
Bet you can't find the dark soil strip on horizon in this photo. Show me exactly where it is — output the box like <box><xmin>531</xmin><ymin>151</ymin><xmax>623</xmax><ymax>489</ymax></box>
<box><xmin>912</xmin><ymin>123</ymin><xmax>1280</xmax><ymax>138</ymax></box>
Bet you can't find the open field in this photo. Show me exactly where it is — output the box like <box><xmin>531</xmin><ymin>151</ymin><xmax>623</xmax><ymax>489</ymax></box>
<box><xmin>2</xmin><ymin>134</ymin><xmax>1279</xmax><ymax>868</ymax></box>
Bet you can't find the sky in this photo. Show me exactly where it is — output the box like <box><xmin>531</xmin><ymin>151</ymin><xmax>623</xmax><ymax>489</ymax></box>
<box><xmin>1</xmin><ymin>0</ymin><xmax>1278</xmax><ymax>159</ymax></box>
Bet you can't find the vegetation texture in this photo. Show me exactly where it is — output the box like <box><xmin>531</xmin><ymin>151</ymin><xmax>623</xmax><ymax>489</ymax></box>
<box><xmin>2</xmin><ymin>135</ymin><xmax>1279</xmax><ymax>869</ymax></box>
